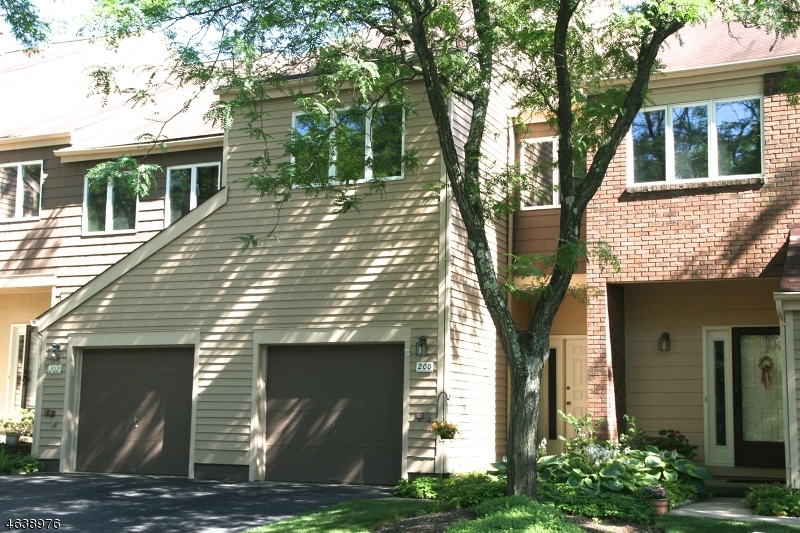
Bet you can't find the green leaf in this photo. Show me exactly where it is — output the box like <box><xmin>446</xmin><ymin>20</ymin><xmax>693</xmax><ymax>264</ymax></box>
<box><xmin>601</xmin><ymin>480</ymin><xmax>624</xmax><ymax>491</ymax></box>
<box><xmin>567</xmin><ymin>475</ymin><xmax>582</xmax><ymax>488</ymax></box>
<box><xmin>644</xmin><ymin>455</ymin><xmax>663</xmax><ymax>468</ymax></box>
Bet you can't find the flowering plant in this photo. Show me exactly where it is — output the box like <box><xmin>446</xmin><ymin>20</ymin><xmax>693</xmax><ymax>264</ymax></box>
<box><xmin>0</xmin><ymin>408</ymin><xmax>35</xmax><ymax>436</ymax></box>
<box><xmin>429</xmin><ymin>420</ymin><xmax>458</xmax><ymax>439</ymax></box>
<box><xmin>646</xmin><ymin>484</ymin><xmax>667</xmax><ymax>500</ymax></box>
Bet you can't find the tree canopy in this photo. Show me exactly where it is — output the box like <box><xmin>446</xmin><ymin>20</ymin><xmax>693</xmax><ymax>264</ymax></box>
<box><xmin>1</xmin><ymin>0</ymin><xmax>48</xmax><ymax>49</ymax></box>
<box><xmin>84</xmin><ymin>0</ymin><xmax>800</xmax><ymax>496</ymax></box>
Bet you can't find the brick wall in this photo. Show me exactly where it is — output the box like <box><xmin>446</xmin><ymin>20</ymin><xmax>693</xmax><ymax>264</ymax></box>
<box><xmin>584</xmin><ymin>72</ymin><xmax>800</xmax><ymax>433</ymax></box>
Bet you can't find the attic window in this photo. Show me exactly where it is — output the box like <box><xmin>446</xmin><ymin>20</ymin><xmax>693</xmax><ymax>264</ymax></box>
<box><xmin>0</xmin><ymin>162</ymin><xmax>42</xmax><ymax>220</ymax></box>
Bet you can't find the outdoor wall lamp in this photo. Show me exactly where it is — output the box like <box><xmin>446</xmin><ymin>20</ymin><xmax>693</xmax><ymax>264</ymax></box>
<box><xmin>47</xmin><ymin>343</ymin><xmax>61</xmax><ymax>361</ymax></box>
<box><xmin>658</xmin><ymin>332</ymin><xmax>671</xmax><ymax>352</ymax></box>
<box><xmin>416</xmin><ymin>336</ymin><xmax>427</xmax><ymax>357</ymax></box>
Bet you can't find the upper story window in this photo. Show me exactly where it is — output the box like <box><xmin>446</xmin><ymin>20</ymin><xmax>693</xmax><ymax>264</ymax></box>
<box><xmin>165</xmin><ymin>163</ymin><xmax>221</xmax><ymax>227</ymax></box>
<box><xmin>84</xmin><ymin>177</ymin><xmax>137</xmax><ymax>234</ymax></box>
<box><xmin>291</xmin><ymin>103</ymin><xmax>404</xmax><ymax>183</ymax></box>
<box><xmin>0</xmin><ymin>162</ymin><xmax>42</xmax><ymax>220</ymax></box>
<box><xmin>520</xmin><ymin>137</ymin><xmax>559</xmax><ymax>209</ymax></box>
<box><xmin>629</xmin><ymin>96</ymin><xmax>763</xmax><ymax>185</ymax></box>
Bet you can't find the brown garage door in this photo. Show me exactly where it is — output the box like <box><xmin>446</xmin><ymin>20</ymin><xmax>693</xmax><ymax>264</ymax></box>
<box><xmin>265</xmin><ymin>344</ymin><xmax>403</xmax><ymax>485</ymax></box>
<box><xmin>76</xmin><ymin>347</ymin><xmax>193</xmax><ymax>476</ymax></box>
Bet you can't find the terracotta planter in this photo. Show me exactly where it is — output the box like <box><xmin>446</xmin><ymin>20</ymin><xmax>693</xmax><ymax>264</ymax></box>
<box><xmin>4</xmin><ymin>433</ymin><xmax>20</xmax><ymax>446</ymax></box>
<box><xmin>650</xmin><ymin>499</ymin><xmax>668</xmax><ymax>516</ymax></box>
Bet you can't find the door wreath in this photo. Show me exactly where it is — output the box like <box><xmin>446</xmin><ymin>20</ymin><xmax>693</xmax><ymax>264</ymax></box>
<box><xmin>758</xmin><ymin>355</ymin><xmax>774</xmax><ymax>390</ymax></box>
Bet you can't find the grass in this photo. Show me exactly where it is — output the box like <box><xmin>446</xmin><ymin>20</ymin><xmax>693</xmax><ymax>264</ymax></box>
<box><xmin>245</xmin><ymin>499</ymin><xmax>440</xmax><ymax>533</ymax></box>
<box><xmin>657</xmin><ymin>515</ymin><xmax>800</xmax><ymax>532</ymax></box>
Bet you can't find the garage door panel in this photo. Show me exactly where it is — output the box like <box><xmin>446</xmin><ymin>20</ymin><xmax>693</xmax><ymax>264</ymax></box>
<box><xmin>266</xmin><ymin>409</ymin><xmax>401</xmax><ymax>448</ymax></box>
<box><xmin>264</xmin><ymin>445</ymin><xmax>402</xmax><ymax>485</ymax></box>
<box><xmin>77</xmin><ymin>348</ymin><xmax>192</xmax><ymax>476</ymax></box>
<box><xmin>265</xmin><ymin>344</ymin><xmax>403</xmax><ymax>485</ymax></box>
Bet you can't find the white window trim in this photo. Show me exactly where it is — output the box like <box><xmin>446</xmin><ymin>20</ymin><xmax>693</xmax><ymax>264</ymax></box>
<box><xmin>626</xmin><ymin>95</ymin><xmax>764</xmax><ymax>188</ymax></box>
<box><xmin>519</xmin><ymin>136</ymin><xmax>559</xmax><ymax>210</ymax></box>
<box><xmin>164</xmin><ymin>162</ymin><xmax>222</xmax><ymax>228</ymax></box>
<box><xmin>0</xmin><ymin>160</ymin><xmax>43</xmax><ymax>222</ymax></box>
<box><xmin>81</xmin><ymin>176</ymin><xmax>139</xmax><ymax>236</ymax></box>
<box><xmin>291</xmin><ymin>104</ymin><xmax>406</xmax><ymax>186</ymax></box>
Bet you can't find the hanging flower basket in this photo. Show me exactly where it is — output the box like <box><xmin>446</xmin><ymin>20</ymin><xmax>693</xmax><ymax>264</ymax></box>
<box><xmin>430</xmin><ymin>420</ymin><xmax>459</xmax><ymax>440</ymax></box>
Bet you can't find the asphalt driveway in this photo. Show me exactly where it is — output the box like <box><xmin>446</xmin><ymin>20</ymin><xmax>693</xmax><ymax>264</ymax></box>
<box><xmin>0</xmin><ymin>473</ymin><xmax>394</xmax><ymax>532</ymax></box>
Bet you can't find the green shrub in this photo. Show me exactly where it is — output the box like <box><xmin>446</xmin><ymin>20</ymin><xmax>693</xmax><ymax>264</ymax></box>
<box><xmin>0</xmin><ymin>449</ymin><xmax>45</xmax><ymax>474</ymax></box>
<box><xmin>744</xmin><ymin>483</ymin><xmax>800</xmax><ymax>517</ymax></box>
<box><xmin>447</xmin><ymin>497</ymin><xmax>583</xmax><ymax>533</ymax></box>
<box><xmin>537</xmin><ymin>481</ymin><xmax>656</xmax><ymax>525</ymax></box>
<box><xmin>662</xmin><ymin>480</ymin><xmax>700</xmax><ymax>509</ymax></box>
<box><xmin>394</xmin><ymin>473</ymin><xmax>505</xmax><ymax>507</ymax></box>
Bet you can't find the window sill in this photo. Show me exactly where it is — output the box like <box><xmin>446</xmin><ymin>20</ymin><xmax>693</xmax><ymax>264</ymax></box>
<box><xmin>520</xmin><ymin>205</ymin><xmax>560</xmax><ymax>212</ymax></box>
<box><xmin>623</xmin><ymin>176</ymin><xmax>764</xmax><ymax>196</ymax></box>
<box><xmin>81</xmin><ymin>229</ymin><xmax>138</xmax><ymax>238</ymax></box>
<box><xmin>0</xmin><ymin>216</ymin><xmax>41</xmax><ymax>224</ymax></box>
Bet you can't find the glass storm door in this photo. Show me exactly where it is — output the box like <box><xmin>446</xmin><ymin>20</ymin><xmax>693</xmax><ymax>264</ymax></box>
<box><xmin>732</xmin><ymin>327</ymin><xmax>785</xmax><ymax>468</ymax></box>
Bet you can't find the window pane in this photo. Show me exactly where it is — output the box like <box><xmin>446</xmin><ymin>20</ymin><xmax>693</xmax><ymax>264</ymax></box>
<box><xmin>371</xmin><ymin>104</ymin><xmax>403</xmax><ymax>179</ymax></box>
<box><xmin>713</xmin><ymin>340</ymin><xmax>726</xmax><ymax>446</ymax></box>
<box><xmin>196</xmin><ymin>165</ymin><xmax>220</xmax><ymax>204</ymax></box>
<box><xmin>20</xmin><ymin>164</ymin><xmax>42</xmax><ymax>217</ymax></box>
<box><xmin>521</xmin><ymin>140</ymin><xmax>555</xmax><ymax>207</ymax></box>
<box><xmin>673</xmin><ymin>106</ymin><xmax>708</xmax><ymax>180</ymax></box>
<box><xmin>111</xmin><ymin>180</ymin><xmax>136</xmax><ymax>231</ymax></box>
<box><xmin>740</xmin><ymin>333</ymin><xmax>783</xmax><ymax>442</ymax></box>
<box><xmin>168</xmin><ymin>168</ymin><xmax>191</xmax><ymax>225</ymax></box>
<box><xmin>0</xmin><ymin>165</ymin><xmax>18</xmax><ymax>219</ymax></box>
<box><xmin>335</xmin><ymin>108</ymin><xmax>367</xmax><ymax>182</ymax></box>
<box><xmin>717</xmin><ymin>99</ymin><xmax>761</xmax><ymax>176</ymax></box>
<box><xmin>632</xmin><ymin>110</ymin><xmax>666</xmax><ymax>183</ymax></box>
<box><xmin>291</xmin><ymin>113</ymin><xmax>331</xmax><ymax>184</ymax></box>
<box><xmin>86</xmin><ymin>178</ymin><xmax>107</xmax><ymax>232</ymax></box>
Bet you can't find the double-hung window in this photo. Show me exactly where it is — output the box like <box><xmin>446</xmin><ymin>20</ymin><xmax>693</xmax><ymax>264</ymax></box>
<box><xmin>519</xmin><ymin>137</ymin><xmax>559</xmax><ymax>208</ymax></box>
<box><xmin>628</xmin><ymin>96</ymin><xmax>763</xmax><ymax>185</ymax></box>
<box><xmin>165</xmin><ymin>163</ymin><xmax>221</xmax><ymax>226</ymax></box>
<box><xmin>84</xmin><ymin>176</ymin><xmax>138</xmax><ymax>233</ymax></box>
<box><xmin>0</xmin><ymin>162</ymin><xmax>43</xmax><ymax>220</ymax></box>
<box><xmin>291</xmin><ymin>103</ymin><xmax>404</xmax><ymax>183</ymax></box>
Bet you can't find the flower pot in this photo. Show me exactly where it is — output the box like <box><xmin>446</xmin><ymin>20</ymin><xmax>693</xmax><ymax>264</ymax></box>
<box><xmin>650</xmin><ymin>499</ymin><xmax>668</xmax><ymax>516</ymax></box>
<box><xmin>438</xmin><ymin>434</ymin><xmax>455</xmax><ymax>440</ymax></box>
<box><xmin>4</xmin><ymin>433</ymin><xmax>20</xmax><ymax>446</ymax></box>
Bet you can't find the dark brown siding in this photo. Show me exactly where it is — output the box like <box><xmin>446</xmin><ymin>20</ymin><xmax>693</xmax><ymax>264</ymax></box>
<box><xmin>76</xmin><ymin>347</ymin><xmax>193</xmax><ymax>476</ymax></box>
<box><xmin>265</xmin><ymin>344</ymin><xmax>404</xmax><ymax>485</ymax></box>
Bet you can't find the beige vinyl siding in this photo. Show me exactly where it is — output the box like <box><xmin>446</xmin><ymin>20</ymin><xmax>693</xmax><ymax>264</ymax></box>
<box><xmin>0</xmin><ymin>146</ymin><xmax>223</xmax><ymax>299</ymax></box>
<box><xmin>625</xmin><ymin>278</ymin><xmax>780</xmax><ymax>471</ymax></box>
<box><xmin>39</xmin><ymin>83</ymin><xmax>443</xmax><ymax>469</ymax></box>
<box><xmin>446</xmin><ymin>82</ymin><xmax>512</xmax><ymax>472</ymax></box>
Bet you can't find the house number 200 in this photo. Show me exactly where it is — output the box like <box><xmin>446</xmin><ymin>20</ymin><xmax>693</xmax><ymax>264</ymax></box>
<box><xmin>415</xmin><ymin>362</ymin><xmax>433</xmax><ymax>373</ymax></box>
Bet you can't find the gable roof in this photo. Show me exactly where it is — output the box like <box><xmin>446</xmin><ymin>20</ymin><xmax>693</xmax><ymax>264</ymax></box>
<box><xmin>0</xmin><ymin>34</ymin><xmax>221</xmax><ymax>154</ymax></box>
<box><xmin>659</xmin><ymin>18</ymin><xmax>800</xmax><ymax>72</ymax></box>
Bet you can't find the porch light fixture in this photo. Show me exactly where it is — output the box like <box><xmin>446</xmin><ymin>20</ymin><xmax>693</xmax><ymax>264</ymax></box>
<box><xmin>416</xmin><ymin>336</ymin><xmax>427</xmax><ymax>357</ymax></box>
<box><xmin>47</xmin><ymin>343</ymin><xmax>61</xmax><ymax>361</ymax></box>
<box><xmin>658</xmin><ymin>333</ymin><xmax>671</xmax><ymax>352</ymax></box>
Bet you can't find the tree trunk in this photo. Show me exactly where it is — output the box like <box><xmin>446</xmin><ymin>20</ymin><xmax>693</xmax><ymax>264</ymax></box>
<box><xmin>506</xmin><ymin>336</ymin><xmax>547</xmax><ymax>497</ymax></box>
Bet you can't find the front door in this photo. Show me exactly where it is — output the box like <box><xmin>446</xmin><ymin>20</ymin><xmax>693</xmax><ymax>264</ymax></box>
<box><xmin>732</xmin><ymin>327</ymin><xmax>784</xmax><ymax>468</ymax></box>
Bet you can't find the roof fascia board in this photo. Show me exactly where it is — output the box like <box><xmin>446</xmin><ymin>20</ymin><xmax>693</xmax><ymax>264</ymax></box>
<box><xmin>54</xmin><ymin>135</ymin><xmax>223</xmax><ymax>163</ymax></box>
<box><xmin>0</xmin><ymin>274</ymin><xmax>57</xmax><ymax>290</ymax></box>
<box><xmin>0</xmin><ymin>132</ymin><xmax>71</xmax><ymax>152</ymax></box>
<box><xmin>602</xmin><ymin>53</ymin><xmax>800</xmax><ymax>89</ymax></box>
<box><xmin>37</xmin><ymin>186</ymin><xmax>228</xmax><ymax>331</ymax></box>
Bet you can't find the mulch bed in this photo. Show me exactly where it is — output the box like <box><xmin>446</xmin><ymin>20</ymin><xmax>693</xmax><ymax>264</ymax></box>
<box><xmin>374</xmin><ymin>509</ymin><xmax>665</xmax><ymax>533</ymax></box>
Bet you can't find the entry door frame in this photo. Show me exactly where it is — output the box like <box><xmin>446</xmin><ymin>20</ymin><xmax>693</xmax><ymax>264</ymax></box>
<box><xmin>544</xmin><ymin>335</ymin><xmax>587</xmax><ymax>449</ymax></box>
<box><xmin>53</xmin><ymin>330</ymin><xmax>200</xmax><ymax>476</ymax></box>
<box><xmin>5</xmin><ymin>323</ymin><xmax>28</xmax><ymax>412</ymax></box>
<box><xmin>251</xmin><ymin>326</ymin><xmax>412</xmax><ymax>483</ymax></box>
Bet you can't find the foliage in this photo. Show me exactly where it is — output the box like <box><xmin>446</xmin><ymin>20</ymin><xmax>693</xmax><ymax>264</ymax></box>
<box><xmin>1</xmin><ymin>0</ymin><xmax>49</xmax><ymax>49</ymax></box>
<box><xmin>448</xmin><ymin>496</ymin><xmax>583</xmax><ymax>533</ymax></box>
<box><xmin>539</xmin><ymin>413</ymin><xmax>712</xmax><ymax>495</ymax></box>
<box><xmin>394</xmin><ymin>473</ymin><xmax>505</xmax><ymax>508</ymax></box>
<box><xmin>645</xmin><ymin>484</ymin><xmax>666</xmax><ymax>500</ymax></box>
<box><xmin>662</xmin><ymin>480</ymin><xmax>702</xmax><ymax>510</ymax></box>
<box><xmin>0</xmin><ymin>449</ymin><xmax>45</xmax><ymax>474</ymax></box>
<box><xmin>651</xmin><ymin>429</ymin><xmax>697</xmax><ymax>461</ymax></box>
<box><xmin>1</xmin><ymin>408</ymin><xmax>35</xmax><ymax>436</ymax></box>
<box><xmin>743</xmin><ymin>484</ymin><xmax>800</xmax><ymax>517</ymax></box>
<box><xmin>245</xmin><ymin>499</ymin><xmax>438</xmax><ymax>533</ymax></box>
<box><xmin>429</xmin><ymin>420</ymin><xmax>459</xmax><ymax>439</ymax></box>
<box><xmin>536</xmin><ymin>481</ymin><xmax>655</xmax><ymax>525</ymax></box>
<box><xmin>85</xmin><ymin>155</ymin><xmax>162</xmax><ymax>198</ymax></box>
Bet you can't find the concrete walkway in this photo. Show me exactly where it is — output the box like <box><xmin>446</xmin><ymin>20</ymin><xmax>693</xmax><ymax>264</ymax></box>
<box><xmin>671</xmin><ymin>497</ymin><xmax>800</xmax><ymax>527</ymax></box>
